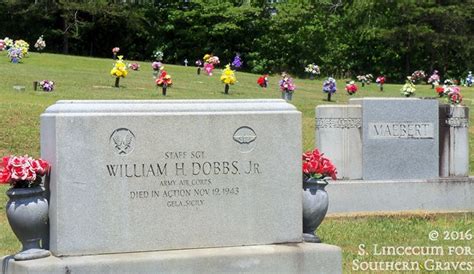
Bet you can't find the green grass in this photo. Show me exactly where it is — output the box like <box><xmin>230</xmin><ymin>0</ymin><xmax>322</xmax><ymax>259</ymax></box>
<box><xmin>0</xmin><ymin>53</ymin><xmax>473</xmax><ymax>268</ymax></box>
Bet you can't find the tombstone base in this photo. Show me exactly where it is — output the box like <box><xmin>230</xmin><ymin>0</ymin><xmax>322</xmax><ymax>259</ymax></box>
<box><xmin>1</xmin><ymin>243</ymin><xmax>342</xmax><ymax>274</ymax></box>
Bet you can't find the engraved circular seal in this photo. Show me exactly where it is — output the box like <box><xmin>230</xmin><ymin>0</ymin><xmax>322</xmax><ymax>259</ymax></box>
<box><xmin>233</xmin><ymin>126</ymin><xmax>257</xmax><ymax>153</ymax></box>
<box><xmin>110</xmin><ymin>128</ymin><xmax>136</xmax><ymax>155</ymax></box>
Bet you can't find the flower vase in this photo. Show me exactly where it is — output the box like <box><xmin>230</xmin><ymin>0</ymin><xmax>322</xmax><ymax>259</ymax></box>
<box><xmin>302</xmin><ymin>178</ymin><xmax>329</xmax><ymax>243</ymax></box>
<box><xmin>115</xmin><ymin>77</ymin><xmax>120</xmax><ymax>88</ymax></box>
<box><xmin>162</xmin><ymin>83</ymin><xmax>167</xmax><ymax>96</ymax></box>
<box><xmin>6</xmin><ymin>186</ymin><xmax>51</xmax><ymax>261</ymax></box>
<box><xmin>153</xmin><ymin>70</ymin><xmax>159</xmax><ymax>78</ymax></box>
<box><xmin>11</xmin><ymin>57</ymin><xmax>19</xmax><ymax>64</ymax></box>
<box><xmin>361</xmin><ymin>82</ymin><xmax>365</xmax><ymax>87</ymax></box>
<box><xmin>309</xmin><ymin>74</ymin><xmax>315</xmax><ymax>80</ymax></box>
<box><xmin>224</xmin><ymin>84</ymin><xmax>229</xmax><ymax>94</ymax></box>
<box><xmin>197</xmin><ymin>67</ymin><xmax>201</xmax><ymax>75</ymax></box>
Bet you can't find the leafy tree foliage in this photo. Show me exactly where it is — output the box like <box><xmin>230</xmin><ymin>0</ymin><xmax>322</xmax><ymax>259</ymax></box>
<box><xmin>0</xmin><ymin>0</ymin><xmax>472</xmax><ymax>81</ymax></box>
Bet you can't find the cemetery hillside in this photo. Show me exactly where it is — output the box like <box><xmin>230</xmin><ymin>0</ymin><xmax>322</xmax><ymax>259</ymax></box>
<box><xmin>0</xmin><ymin>52</ymin><xmax>473</xmax><ymax>273</ymax></box>
<box><xmin>1</xmin><ymin>1</ymin><xmax>473</xmax><ymax>273</ymax></box>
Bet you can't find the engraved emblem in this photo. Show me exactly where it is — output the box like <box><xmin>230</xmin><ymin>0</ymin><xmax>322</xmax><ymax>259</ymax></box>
<box><xmin>110</xmin><ymin>128</ymin><xmax>136</xmax><ymax>155</ymax></box>
<box><xmin>233</xmin><ymin>126</ymin><xmax>257</xmax><ymax>153</ymax></box>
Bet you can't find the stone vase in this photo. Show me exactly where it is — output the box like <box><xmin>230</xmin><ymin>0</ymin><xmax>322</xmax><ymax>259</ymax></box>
<box><xmin>302</xmin><ymin>178</ymin><xmax>328</xmax><ymax>243</ymax></box>
<box><xmin>6</xmin><ymin>186</ymin><xmax>51</xmax><ymax>261</ymax></box>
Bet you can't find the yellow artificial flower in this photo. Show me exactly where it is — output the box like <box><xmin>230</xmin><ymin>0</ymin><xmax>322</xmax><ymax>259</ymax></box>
<box><xmin>220</xmin><ymin>64</ymin><xmax>236</xmax><ymax>85</ymax></box>
<box><xmin>110</xmin><ymin>56</ymin><xmax>128</xmax><ymax>78</ymax></box>
<box><xmin>203</xmin><ymin>54</ymin><xmax>211</xmax><ymax>62</ymax></box>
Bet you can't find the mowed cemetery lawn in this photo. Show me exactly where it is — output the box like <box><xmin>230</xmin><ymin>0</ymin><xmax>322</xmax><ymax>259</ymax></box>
<box><xmin>0</xmin><ymin>52</ymin><xmax>473</xmax><ymax>271</ymax></box>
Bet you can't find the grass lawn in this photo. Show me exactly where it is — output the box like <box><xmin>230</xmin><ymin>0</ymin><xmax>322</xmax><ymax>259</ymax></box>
<box><xmin>0</xmin><ymin>52</ymin><xmax>473</xmax><ymax>270</ymax></box>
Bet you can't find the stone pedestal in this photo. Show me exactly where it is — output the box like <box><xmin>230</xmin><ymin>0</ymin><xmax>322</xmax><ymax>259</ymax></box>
<box><xmin>439</xmin><ymin>104</ymin><xmax>469</xmax><ymax>177</ymax></box>
<box><xmin>1</xmin><ymin>243</ymin><xmax>342</xmax><ymax>274</ymax></box>
<box><xmin>315</xmin><ymin>105</ymin><xmax>362</xmax><ymax>179</ymax></box>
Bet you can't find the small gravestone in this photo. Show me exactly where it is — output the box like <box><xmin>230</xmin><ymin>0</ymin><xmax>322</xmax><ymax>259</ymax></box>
<box><xmin>13</xmin><ymin>85</ymin><xmax>25</xmax><ymax>91</ymax></box>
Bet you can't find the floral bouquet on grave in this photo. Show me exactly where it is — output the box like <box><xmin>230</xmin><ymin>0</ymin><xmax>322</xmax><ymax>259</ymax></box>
<box><xmin>466</xmin><ymin>71</ymin><xmax>473</xmax><ymax>87</ymax></box>
<box><xmin>304</xmin><ymin>63</ymin><xmax>320</xmax><ymax>79</ymax></box>
<box><xmin>279</xmin><ymin>73</ymin><xmax>296</xmax><ymax>92</ymax></box>
<box><xmin>112</xmin><ymin>47</ymin><xmax>120</xmax><ymax>59</ymax></box>
<box><xmin>156</xmin><ymin>69</ymin><xmax>172</xmax><ymax>96</ymax></box>
<box><xmin>231</xmin><ymin>54</ymin><xmax>243</xmax><ymax>70</ymax></box>
<box><xmin>151</xmin><ymin>61</ymin><xmax>162</xmax><ymax>71</ymax></box>
<box><xmin>111</xmin><ymin>56</ymin><xmax>128</xmax><ymax>78</ymax></box>
<box><xmin>128</xmin><ymin>63</ymin><xmax>140</xmax><ymax>71</ymax></box>
<box><xmin>0</xmin><ymin>39</ymin><xmax>5</xmax><ymax>51</ymax></box>
<box><xmin>3</xmin><ymin>37</ymin><xmax>13</xmax><ymax>50</ymax></box>
<box><xmin>322</xmin><ymin>77</ymin><xmax>336</xmax><ymax>93</ymax></box>
<box><xmin>155</xmin><ymin>69</ymin><xmax>172</xmax><ymax>87</ymax></box>
<box><xmin>436</xmin><ymin>79</ymin><xmax>455</xmax><ymax>97</ymax></box>
<box><xmin>427</xmin><ymin>70</ymin><xmax>440</xmax><ymax>86</ymax></box>
<box><xmin>411</xmin><ymin>70</ymin><xmax>426</xmax><ymax>84</ymax></box>
<box><xmin>447</xmin><ymin>87</ymin><xmax>462</xmax><ymax>105</ymax></box>
<box><xmin>0</xmin><ymin>155</ymin><xmax>50</xmax><ymax>188</ymax></box>
<box><xmin>14</xmin><ymin>40</ymin><xmax>29</xmax><ymax>57</ymax></box>
<box><xmin>257</xmin><ymin>74</ymin><xmax>269</xmax><ymax>88</ymax></box>
<box><xmin>356</xmin><ymin>74</ymin><xmax>373</xmax><ymax>86</ymax></box>
<box><xmin>7</xmin><ymin>47</ymin><xmax>23</xmax><ymax>63</ymax></box>
<box><xmin>111</xmin><ymin>56</ymin><xmax>128</xmax><ymax>87</ymax></box>
<box><xmin>152</xmin><ymin>48</ymin><xmax>164</xmax><ymax>61</ymax></box>
<box><xmin>345</xmin><ymin>80</ymin><xmax>358</xmax><ymax>95</ymax></box>
<box><xmin>302</xmin><ymin>148</ymin><xmax>337</xmax><ymax>181</ymax></box>
<box><xmin>221</xmin><ymin>64</ymin><xmax>236</xmax><ymax>94</ymax></box>
<box><xmin>195</xmin><ymin>60</ymin><xmax>203</xmax><ymax>67</ymax></box>
<box><xmin>39</xmin><ymin>80</ymin><xmax>54</xmax><ymax>92</ymax></box>
<box><xmin>401</xmin><ymin>77</ymin><xmax>416</xmax><ymax>97</ymax></box>
<box><xmin>203</xmin><ymin>53</ymin><xmax>220</xmax><ymax>76</ymax></box>
<box><xmin>375</xmin><ymin>76</ymin><xmax>385</xmax><ymax>85</ymax></box>
<box><xmin>34</xmin><ymin>35</ymin><xmax>46</xmax><ymax>52</ymax></box>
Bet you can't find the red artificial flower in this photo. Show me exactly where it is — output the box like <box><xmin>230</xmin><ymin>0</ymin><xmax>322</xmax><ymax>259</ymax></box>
<box><xmin>302</xmin><ymin>148</ymin><xmax>337</xmax><ymax>180</ymax></box>
<box><xmin>436</xmin><ymin>87</ymin><xmax>444</xmax><ymax>94</ymax></box>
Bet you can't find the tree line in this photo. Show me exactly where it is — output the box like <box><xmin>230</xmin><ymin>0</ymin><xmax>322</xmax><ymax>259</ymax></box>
<box><xmin>1</xmin><ymin>0</ymin><xmax>473</xmax><ymax>81</ymax></box>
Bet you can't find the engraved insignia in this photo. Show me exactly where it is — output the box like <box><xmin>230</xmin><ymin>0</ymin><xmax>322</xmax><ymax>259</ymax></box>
<box><xmin>110</xmin><ymin>128</ymin><xmax>136</xmax><ymax>155</ymax></box>
<box><xmin>233</xmin><ymin>126</ymin><xmax>257</xmax><ymax>144</ymax></box>
<box><xmin>233</xmin><ymin>126</ymin><xmax>257</xmax><ymax>153</ymax></box>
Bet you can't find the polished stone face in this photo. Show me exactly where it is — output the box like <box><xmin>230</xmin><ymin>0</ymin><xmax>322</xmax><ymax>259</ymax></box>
<box><xmin>41</xmin><ymin>99</ymin><xmax>302</xmax><ymax>256</ymax></box>
<box><xmin>350</xmin><ymin>98</ymin><xmax>439</xmax><ymax>180</ymax></box>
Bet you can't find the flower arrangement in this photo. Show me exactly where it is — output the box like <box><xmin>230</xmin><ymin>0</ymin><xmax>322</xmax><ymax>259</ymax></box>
<box><xmin>231</xmin><ymin>54</ymin><xmax>242</xmax><ymax>70</ymax></box>
<box><xmin>128</xmin><ymin>63</ymin><xmax>140</xmax><ymax>71</ymax></box>
<box><xmin>410</xmin><ymin>70</ymin><xmax>426</xmax><ymax>84</ymax></box>
<box><xmin>436</xmin><ymin>79</ymin><xmax>457</xmax><ymax>97</ymax></box>
<box><xmin>376</xmin><ymin>75</ymin><xmax>385</xmax><ymax>91</ymax></box>
<box><xmin>302</xmin><ymin>148</ymin><xmax>337</xmax><ymax>181</ymax></box>
<box><xmin>155</xmin><ymin>70</ymin><xmax>172</xmax><ymax>87</ymax></box>
<box><xmin>208</xmin><ymin>56</ymin><xmax>220</xmax><ymax>65</ymax></box>
<box><xmin>14</xmin><ymin>40</ymin><xmax>29</xmax><ymax>56</ymax></box>
<box><xmin>152</xmin><ymin>48</ymin><xmax>164</xmax><ymax>61</ymax></box>
<box><xmin>112</xmin><ymin>47</ymin><xmax>120</xmax><ymax>59</ymax></box>
<box><xmin>356</xmin><ymin>74</ymin><xmax>373</xmax><ymax>87</ymax></box>
<box><xmin>304</xmin><ymin>64</ymin><xmax>320</xmax><ymax>78</ymax></box>
<box><xmin>111</xmin><ymin>56</ymin><xmax>128</xmax><ymax>78</ymax></box>
<box><xmin>447</xmin><ymin>87</ymin><xmax>462</xmax><ymax>105</ymax></box>
<box><xmin>322</xmin><ymin>77</ymin><xmax>336</xmax><ymax>93</ymax></box>
<box><xmin>221</xmin><ymin>64</ymin><xmax>237</xmax><ymax>85</ymax></box>
<box><xmin>152</xmin><ymin>61</ymin><xmax>162</xmax><ymax>71</ymax></box>
<box><xmin>156</xmin><ymin>69</ymin><xmax>172</xmax><ymax>96</ymax></box>
<box><xmin>204</xmin><ymin>63</ymin><xmax>214</xmax><ymax>76</ymax></box>
<box><xmin>39</xmin><ymin>80</ymin><xmax>54</xmax><ymax>92</ymax></box>
<box><xmin>0</xmin><ymin>155</ymin><xmax>50</xmax><ymax>188</ymax></box>
<box><xmin>3</xmin><ymin>37</ymin><xmax>13</xmax><ymax>49</ymax></box>
<box><xmin>111</xmin><ymin>56</ymin><xmax>128</xmax><ymax>87</ymax></box>
<box><xmin>427</xmin><ymin>70</ymin><xmax>440</xmax><ymax>87</ymax></box>
<box><xmin>0</xmin><ymin>40</ymin><xmax>5</xmax><ymax>51</ymax></box>
<box><xmin>195</xmin><ymin>60</ymin><xmax>202</xmax><ymax>67</ymax></box>
<box><xmin>345</xmin><ymin>80</ymin><xmax>358</xmax><ymax>95</ymax></box>
<box><xmin>279</xmin><ymin>73</ymin><xmax>296</xmax><ymax>101</ymax></box>
<box><xmin>7</xmin><ymin>47</ymin><xmax>22</xmax><ymax>63</ymax></box>
<box><xmin>34</xmin><ymin>35</ymin><xmax>46</xmax><ymax>52</ymax></box>
<box><xmin>401</xmin><ymin>77</ymin><xmax>416</xmax><ymax>97</ymax></box>
<box><xmin>466</xmin><ymin>71</ymin><xmax>473</xmax><ymax>87</ymax></box>
<box><xmin>257</xmin><ymin>74</ymin><xmax>269</xmax><ymax>88</ymax></box>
